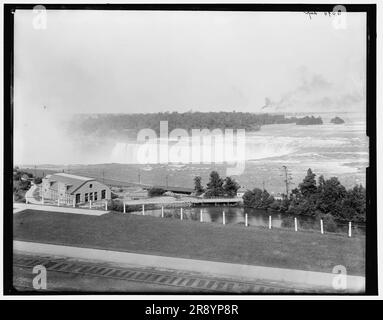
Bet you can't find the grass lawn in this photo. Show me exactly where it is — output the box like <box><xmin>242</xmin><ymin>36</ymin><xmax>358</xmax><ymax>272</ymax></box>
<box><xmin>14</xmin><ymin>209</ymin><xmax>365</xmax><ymax>276</ymax></box>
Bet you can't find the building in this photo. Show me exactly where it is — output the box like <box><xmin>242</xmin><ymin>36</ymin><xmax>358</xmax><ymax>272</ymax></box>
<box><xmin>236</xmin><ymin>187</ymin><xmax>247</xmax><ymax>198</ymax></box>
<box><xmin>42</xmin><ymin>173</ymin><xmax>111</xmax><ymax>205</ymax></box>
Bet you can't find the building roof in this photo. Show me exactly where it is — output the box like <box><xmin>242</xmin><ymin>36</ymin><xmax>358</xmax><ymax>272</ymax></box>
<box><xmin>44</xmin><ymin>173</ymin><xmax>95</xmax><ymax>195</ymax></box>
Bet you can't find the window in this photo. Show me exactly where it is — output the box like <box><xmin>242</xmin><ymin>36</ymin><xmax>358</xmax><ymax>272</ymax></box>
<box><xmin>101</xmin><ymin>190</ymin><xmax>106</xmax><ymax>199</ymax></box>
<box><xmin>85</xmin><ymin>193</ymin><xmax>88</xmax><ymax>202</ymax></box>
<box><xmin>94</xmin><ymin>192</ymin><xmax>98</xmax><ymax>201</ymax></box>
<box><xmin>89</xmin><ymin>184</ymin><xmax>93</xmax><ymax>188</ymax></box>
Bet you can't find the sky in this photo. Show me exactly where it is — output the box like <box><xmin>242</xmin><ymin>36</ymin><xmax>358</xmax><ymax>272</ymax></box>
<box><xmin>13</xmin><ymin>9</ymin><xmax>367</xmax><ymax>164</ymax></box>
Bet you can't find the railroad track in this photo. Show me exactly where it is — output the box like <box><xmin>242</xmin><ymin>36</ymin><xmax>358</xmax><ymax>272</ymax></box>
<box><xmin>13</xmin><ymin>254</ymin><xmax>326</xmax><ymax>293</ymax></box>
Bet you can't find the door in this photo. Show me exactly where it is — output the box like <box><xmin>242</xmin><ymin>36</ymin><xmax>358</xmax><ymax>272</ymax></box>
<box><xmin>75</xmin><ymin>193</ymin><xmax>81</xmax><ymax>204</ymax></box>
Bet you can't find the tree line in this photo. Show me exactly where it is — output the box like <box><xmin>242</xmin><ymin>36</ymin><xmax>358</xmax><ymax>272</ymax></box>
<box><xmin>194</xmin><ymin>171</ymin><xmax>240</xmax><ymax>198</ymax></box>
<box><xmin>295</xmin><ymin>116</ymin><xmax>323</xmax><ymax>125</ymax></box>
<box><xmin>68</xmin><ymin>112</ymin><xmax>316</xmax><ymax>137</ymax></box>
<box><xmin>242</xmin><ymin>168</ymin><xmax>366</xmax><ymax>223</ymax></box>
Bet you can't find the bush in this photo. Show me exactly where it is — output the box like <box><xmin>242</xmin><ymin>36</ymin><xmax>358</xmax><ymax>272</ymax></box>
<box><xmin>19</xmin><ymin>180</ymin><xmax>31</xmax><ymax>191</ymax></box>
<box><xmin>322</xmin><ymin>214</ymin><xmax>337</xmax><ymax>233</ymax></box>
<box><xmin>148</xmin><ymin>187</ymin><xmax>166</xmax><ymax>197</ymax></box>
<box><xmin>109</xmin><ymin>200</ymin><xmax>124</xmax><ymax>212</ymax></box>
<box><xmin>14</xmin><ymin>189</ymin><xmax>26</xmax><ymax>202</ymax></box>
<box><xmin>269</xmin><ymin>200</ymin><xmax>281</xmax><ymax>211</ymax></box>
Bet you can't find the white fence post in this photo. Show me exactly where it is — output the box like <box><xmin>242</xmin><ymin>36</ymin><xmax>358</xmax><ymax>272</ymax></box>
<box><xmin>223</xmin><ymin>211</ymin><xmax>225</xmax><ymax>225</ymax></box>
<box><xmin>123</xmin><ymin>202</ymin><xmax>126</xmax><ymax>213</ymax></box>
<box><xmin>294</xmin><ymin>217</ymin><xmax>298</xmax><ymax>232</ymax></box>
<box><xmin>348</xmin><ymin>221</ymin><xmax>352</xmax><ymax>237</ymax></box>
<box><xmin>142</xmin><ymin>204</ymin><xmax>145</xmax><ymax>215</ymax></box>
<box><xmin>89</xmin><ymin>200</ymin><xmax>92</xmax><ymax>209</ymax></box>
<box><xmin>41</xmin><ymin>195</ymin><xmax>44</xmax><ymax>205</ymax></box>
<box><xmin>105</xmin><ymin>201</ymin><xmax>108</xmax><ymax>211</ymax></box>
<box><xmin>73</xmin><ymin>198</ymin><xmax>75</xmax><ymax>208</ymax></box>
<box><xmin>161</xmin><ymin>206</ymin><xmax>164</xmax><ymax>218</ymax></box>
<box><xmin>245</xmin><ymin>213</ymin><xmax>248</xmax><ymax>227</ymax></box>
<box><xmin>180</xmin><ymin>208</ymin><xmax>183</xmax><ymax>220</ymax></box>
<box><xmin>57</xmin><ymin>198</ymin><xmax>60</xmax><ymax>206</ymax></box>
<box><xmin>269</xmin><ymin>215</ymin><xmax>272</xmax><ymax>229</ymax></box>
<box><xmin>320</xmin><ymin>219</ymin><xmax>324</xmax><ymax>234</ymax></box>
<box><xmin>200</xmin><ymin>209</ymin><xmax>203</xmax><ymax>222</ymax></box>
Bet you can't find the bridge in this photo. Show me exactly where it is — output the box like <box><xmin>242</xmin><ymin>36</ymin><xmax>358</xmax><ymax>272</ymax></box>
<box><xmin>189</xmin><ymin>198</ymin><xmax>242</xmax><ymax>206</ymax></box>
<box><xmin>122</xmin><ymin>197</ymin><xmax>242</xmax><ymax>207</ymax></box>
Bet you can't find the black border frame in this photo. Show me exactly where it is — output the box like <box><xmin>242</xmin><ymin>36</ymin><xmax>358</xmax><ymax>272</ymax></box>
<box><xmin>3</xmin><ymin>3</ymin><xmax>377</xmax><ymax>296</ymax></box>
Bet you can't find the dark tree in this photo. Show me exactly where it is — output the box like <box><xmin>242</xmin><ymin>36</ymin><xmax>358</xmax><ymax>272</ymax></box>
<box><xmin>261</xmin><ymin>190</ymin><xmax>274</xmax><ymax>209</ymax></box>
<box><xmin>243</xmin><ymin>188</ymin><xmax>263</xmax><ymax>208</ymax></box>
<box><xmin>341</xmin><ymin>184</ymin><xmax>366</xmax><ymax>222</ymax></box>
<box><xmin>299</xmin><ymin>168</ymin><xmax>317</xmax><ymax>197</ymax></box>
<box><xmin>316</xmin><ymin>177</ymin><xmax>346</xmax><ymax>215</ymax></box>
<box><xmin>204</xmin><ymin>171</ymin><xmax>224</xmax><ymax>198</ymax></box>
<box><xmin>193</xmin><ymin>176</ymin><xmax>205</xmax><ymax>196</ymax></box>
<box><xmin>223</xmin><ymin>177</ymin><xmax>240</xmax><ymax>197</ymax></box>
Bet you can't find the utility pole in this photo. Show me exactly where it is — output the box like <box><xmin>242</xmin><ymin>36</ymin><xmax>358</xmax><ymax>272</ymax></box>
<box><xmin>165</xmin><ymin>175</ymin><xmax>169</xmax><ymax>188</ymax></box>
<box><xmin>262</xmin><ymin>180</ymin><xmax>265</xmax><ymax>190</ymax></box>
<box><xmin>138</xmin><ymin>170</ymin><xmax>141</xmax><ymax>184</ymax></box>
<box><xmin>102</xmin><ymin>170</ymin><xmax>105</xmax><ymax>184</ymax></box>
<box><xmin>282</xmin><ymin>165</ymin><xmax>293</xmax><ymax>198</ymax></box>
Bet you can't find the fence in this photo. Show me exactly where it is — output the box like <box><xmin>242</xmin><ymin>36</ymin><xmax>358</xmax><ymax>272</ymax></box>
<box><xmin>122</xmin><ymin>205</ymin><xmax>364</xmax><ymax>237</ymax></box>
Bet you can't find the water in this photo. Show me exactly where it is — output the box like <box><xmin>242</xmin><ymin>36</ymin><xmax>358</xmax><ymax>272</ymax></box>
<box><xmin>131</xmin><ymin>205</ymin><xmax>366</xmax><ymax>236</ymax></box>
<box><xmin>50</xmin><ymin>111</ymin><xmax>368</xmax><ymax>195</ymax></box>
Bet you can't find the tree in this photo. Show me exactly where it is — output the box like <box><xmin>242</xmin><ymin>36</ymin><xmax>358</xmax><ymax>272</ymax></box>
<box><xmin>261</xmin><ymin>190</ymin><xmax>274</xmax><ymax>209</ymax></box>
<box><xmin>289</xmin><ymin>170</ymin><xmax>318</xmax><ymax>216</ymax></box>
<box><xmin>341</xmin><ymin>184</ymin><xmax>366</xmax><ymax>222</ymax></box>
<box><xmin>243</xmin><ymin>188</ymin><xmax>263</xmax><ymax>209</ymax></box>
<box><xmin>193</xmin><ymin>176</ymin><xmax>204</xmax><ymax>196</ymax></box>
<box><xmin>223</xmin><ymin>177</ymin><xmax>240</xmax><ymax>197</ymax></box>
<box><xmin>204</xmin><ymin>171</ymin><xmax>224</xmax><ymax>198</ymax></box>
<box><xmin>299</xmin><ymin>168</ymin><xmax>317</xmax><ymax>197</ymax></box>
<box><xmin>243</xmin><ymin>190</ymin><xmax>255</xmax><ymax>208</ymax></box>
<box><xmin>279</xmin><ymin>197</ymin><xmax>290</xmax><ymax>212</ymax></box>
<box><xmin>316</xmin><ymin>177</ymin><xmax>346</xmax><ymax>215</ymax></box>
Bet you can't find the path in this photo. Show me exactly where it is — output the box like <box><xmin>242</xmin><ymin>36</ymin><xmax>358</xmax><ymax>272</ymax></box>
<box><xmin>14</xmin><ymin>240</ymin><xmax>365</xmax><ymax>292</ymax></box>
<box><xmin>13</xmin><ymin>203</ymin><xmax>109</xmax><ymax>216</ymax></box>
<box><xmin>24</xmin><ymin>184</ymin><xmax>41</xmax><ymax>205</ymax></box>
